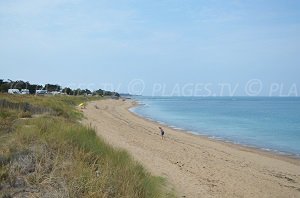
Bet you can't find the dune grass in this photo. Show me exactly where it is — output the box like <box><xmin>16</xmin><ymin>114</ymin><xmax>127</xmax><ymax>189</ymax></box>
<box><xmin>0</xmin><ymin>94</ymin><xmax>174</xmax><ymax>197</ymax></box>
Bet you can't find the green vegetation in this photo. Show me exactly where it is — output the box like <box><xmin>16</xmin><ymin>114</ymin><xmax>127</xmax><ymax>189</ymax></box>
<box><xmin>0</xmin><ymin>94</ymin><xmax>174</xmax><ymax>197</ymax></box>
<box><xmin>0</xmin><ymin>79</ymin><xmax>119</xmax><ymax>96</ymax></box>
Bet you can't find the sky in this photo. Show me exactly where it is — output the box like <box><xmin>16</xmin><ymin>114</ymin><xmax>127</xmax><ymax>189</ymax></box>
<box><xmin>1</xmin><ymin>0</ymin><xmax>300</xmax><ymax>96</ymax></box>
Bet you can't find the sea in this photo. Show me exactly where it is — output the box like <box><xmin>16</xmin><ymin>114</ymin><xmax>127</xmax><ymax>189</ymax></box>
<box><xmin>130</xmin><ymin>96</ymin><xmax>300</xmax><ymax>156</ymax></box>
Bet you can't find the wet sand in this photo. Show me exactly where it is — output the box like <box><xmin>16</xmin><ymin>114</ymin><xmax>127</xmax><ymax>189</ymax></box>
<box><xmin>82</xmin><ymin>99</ymin><xmax>300</xmax><ymax>197</ymax></box>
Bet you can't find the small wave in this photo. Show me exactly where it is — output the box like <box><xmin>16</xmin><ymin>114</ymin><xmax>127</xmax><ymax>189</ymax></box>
<box><xmin>187</xmin><ymin>131</ymin><xmax>200</xmax><ymax>135</ymax></box>
<box><xmin>173</xmin><ymin>127</ymin><xmax>184</xmax><ymax>130</ymax></box>
<box><xmin>128</xmin><ymin>108</ymin><xmax>135</xmax><ymax>112</ymax></box>
<box><xmin>168</xmin><ymin>125</ymin><xmax>184</xmax><ymax>130</ymax></box>
<box><xmin>261</xmin><ymin>148</ymin><xmax>271</xmax><ymax>151</ymax></box>
<box><xmin>145</xmin><ymin>117</ymin><xmax>154</xmax><ymax>121</ymax></box>
<box><xmin>157</xmin><ymin>121</ymin><xmax>166</xmax><ymax>125</ymax></box>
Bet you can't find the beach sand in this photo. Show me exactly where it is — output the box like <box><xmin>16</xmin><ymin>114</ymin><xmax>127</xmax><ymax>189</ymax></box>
<box><xmin>82</xmin><ymin>99</ymin><xmax>300</xmax><ymax>198</ymax></box>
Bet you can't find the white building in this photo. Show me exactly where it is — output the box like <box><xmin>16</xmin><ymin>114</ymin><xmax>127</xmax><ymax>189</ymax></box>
<box><xmin>8</xmin><ymin>89</ymin><xmax>20</xmax><ymax>94</ymax></box>
<box><xmin>21</xmin><ymin>89</ymin><xmax>30</xmax><ymax>94</ymax></box>
<box><xmin>50</xmin><ymin>91</ymin><xmax>61</xmax><ymax>95</ymax></box>
<box><xmin>36</xmin><ymin>90</ymin><xmax>48</xmax><ymax>95</ymax></box>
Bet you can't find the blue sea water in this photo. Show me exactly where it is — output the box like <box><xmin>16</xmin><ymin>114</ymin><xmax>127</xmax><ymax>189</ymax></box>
<box><xmin>130</xmin><ymin>96</ymin><xmax>300</xmax><ymax>156</ymax></box>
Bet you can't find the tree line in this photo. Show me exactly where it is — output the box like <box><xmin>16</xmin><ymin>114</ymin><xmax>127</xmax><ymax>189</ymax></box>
<box><xmin>0</xmin><ymin>79</ymin><xmax>119</xmax><ymax>96</ymax></box>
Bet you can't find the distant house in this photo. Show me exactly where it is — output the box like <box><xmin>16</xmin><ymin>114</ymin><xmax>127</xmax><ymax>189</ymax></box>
<box><xmin>36</xmin><ymin>90</ymin><xmax>48</xmax><ymax>95</ymax></box>
<box><xmin>8</xmin><ymin>89</ymin><xmax>20</xmax><ymax>94</ymax></box>
<box><xmin>49</xmin><ymin>91</ymin><xmax>61</xmax><ymax>95</ymax></box>
<box><xmin>21</xmin><ymin>89</ymin><xmax>30</xmax><ymax>94</ymax></box>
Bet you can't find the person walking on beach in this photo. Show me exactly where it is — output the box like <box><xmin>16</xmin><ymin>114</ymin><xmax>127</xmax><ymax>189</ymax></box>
<box><xmin>159</xmin><ymin>127</ymin><xmax>165</xmax><ymax>140</ymax></box>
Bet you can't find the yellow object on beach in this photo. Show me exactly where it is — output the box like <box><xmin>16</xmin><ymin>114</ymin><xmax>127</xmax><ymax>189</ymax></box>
<box><xmin>79</xmin><ymin>103</ymin><xmax>87</xmax><ymax>109</ymax></box>
<box><xmin>79</xmin><ymin>103</ymin><xmax>86</xmax><ymax>109</ymax></box>
<box><xmin>78</xmin><ymin>103</ymin><xmax>85</xmax><ymax>107</ymax></box>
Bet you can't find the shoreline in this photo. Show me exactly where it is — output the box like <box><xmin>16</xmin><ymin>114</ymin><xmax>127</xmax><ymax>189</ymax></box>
<box><xmin>83</xmin><ymin>99</ymin><xmax>300</xmax><ymax>197</ymax></box>
<box><xmin>129</xmin><ymin>100</ymin><xmax>300</xmax><ymax>165</ymax></box>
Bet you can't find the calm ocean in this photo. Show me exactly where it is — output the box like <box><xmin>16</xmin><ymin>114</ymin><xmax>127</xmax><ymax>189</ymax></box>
<box><xmin>130</xmin><ymin>96</ymin><xmax>300</xmax><ymax>156</ymax></box>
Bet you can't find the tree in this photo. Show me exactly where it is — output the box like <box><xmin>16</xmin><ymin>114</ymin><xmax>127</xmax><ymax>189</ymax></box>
<box><xmin>94</xmin><ymin>89</ymin><xmax>104</xmax><ymax>96</ymax></box>
<box><xmin>28</xmin><ymin>84</ymin><xmax>43</xmax><ymax>94</ymax></box>
<box><xmin>45</xmin><ymin>84</ymin><xmax>61</xmax><ymax>92</ymax></box>
<box><xmin>62</xmin><ymin>87</ymin><xmax>73</xmax><ymax>95</ymax></box>
<box><xmin>0</xmin><ymin>80</ymin><xmax>9</xmax><ymax>92</ymax></box>
<box><xmin>11</xmin><ymin>80</ymin><xmax>27</xmax><ymax>90</ymax></box>
<box><xmin>81</xmin><ymin>89</ymin><xmax>92</xmax><ymax>95</ymax></box>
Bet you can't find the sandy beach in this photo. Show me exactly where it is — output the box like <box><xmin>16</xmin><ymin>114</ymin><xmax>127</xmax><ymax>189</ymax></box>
<box><xmin>82</xmin><ymin>99</ymin><xmax>300</xmax><ymax>198</ymax></box>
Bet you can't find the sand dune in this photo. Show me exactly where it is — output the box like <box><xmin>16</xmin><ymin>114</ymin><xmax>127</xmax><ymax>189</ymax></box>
<box><xmin>82</xmin><ymin>99</ymin><xmax>300</xmax><ymax>197</ymax></box>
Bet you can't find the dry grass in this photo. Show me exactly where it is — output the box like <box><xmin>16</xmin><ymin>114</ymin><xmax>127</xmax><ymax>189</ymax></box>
<box><xmin>0</xmin><ymin>94</ymin><xmax>174</xmax><ymax>198</ymax></box>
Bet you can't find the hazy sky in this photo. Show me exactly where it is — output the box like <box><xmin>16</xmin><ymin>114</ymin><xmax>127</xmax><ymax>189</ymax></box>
<box><xmin>1</xmin><ymin>0</ymin><xmax>300</xmax><ymax>96</ymax></box>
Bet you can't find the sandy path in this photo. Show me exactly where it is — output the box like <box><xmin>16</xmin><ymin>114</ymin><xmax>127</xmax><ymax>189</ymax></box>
<box><xmin>82</xmin><ymin>99</ymin><xmax>300</xmax><ymax>198</ymax></box>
